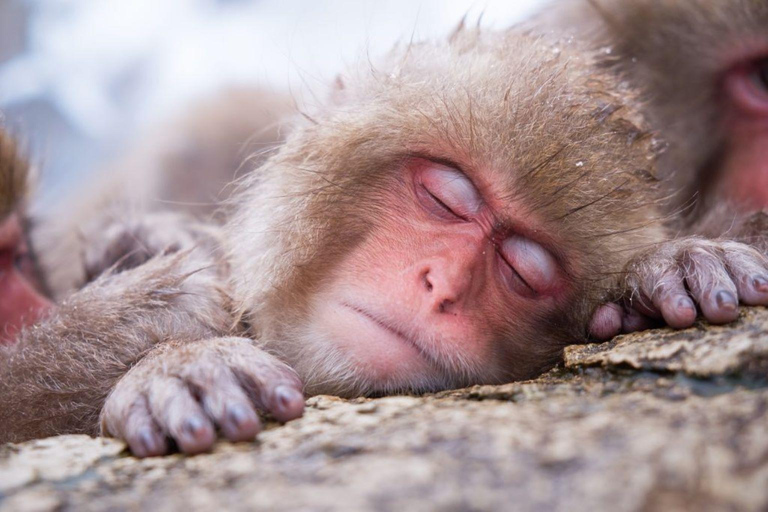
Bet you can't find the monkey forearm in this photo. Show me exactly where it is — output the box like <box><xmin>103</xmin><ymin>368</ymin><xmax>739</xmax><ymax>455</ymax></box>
<box><xmin>0</xmin><ymin>251</ymin><xmax>232</xmax><ymax>443</ymax></box>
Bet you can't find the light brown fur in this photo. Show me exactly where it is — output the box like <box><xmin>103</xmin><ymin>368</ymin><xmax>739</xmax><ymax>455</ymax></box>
<box><xmin>225</xmin><ymin>28</ymin><xmax>666</xmax><ymax>394</ymax></box>
<box><xmin>532</xmin><ymin>0</ymin><xmax>768</xmax><ymax>338</ymax></box>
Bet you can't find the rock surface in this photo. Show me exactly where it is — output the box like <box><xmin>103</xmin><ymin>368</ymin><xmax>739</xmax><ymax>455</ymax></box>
<box><xmin>2</xmin><ymin>308</ymin><xmax>767</xmax><ymax>512</ymax></box>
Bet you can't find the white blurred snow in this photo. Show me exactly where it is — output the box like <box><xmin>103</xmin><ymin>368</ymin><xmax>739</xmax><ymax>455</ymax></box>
<box><xmin>0</xmin><ymin>0</ymin><xmax>548</xmax><ymax>199</ymax></box>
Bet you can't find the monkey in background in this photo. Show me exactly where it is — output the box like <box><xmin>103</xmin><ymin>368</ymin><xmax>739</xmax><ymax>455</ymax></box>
<box><xmin>0</xmin><ymin>87</ymin><xmax>290</xmax><ymax>347</ymax></box>
<box><xmin>0</xmin><ymin>129</ymin><xmax>53</xmax><ymax>344</ymax></box>
<box><xmin>3</xmin><ymin>21</ymin><xmax>766</xmax><ymax>458</ymax></box>
<box><xmin>533</xmin><ymin>0</ymin><xmax>768</xmax><ymax>339</ymax></box>
<box><xmin>31</xmin><ymin>86</ymin><xmax>293</xmax><ymax>302</ymax></box>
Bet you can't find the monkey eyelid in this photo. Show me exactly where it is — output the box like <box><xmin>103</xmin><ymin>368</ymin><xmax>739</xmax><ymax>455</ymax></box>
<box><xmin>498</xmin><ymin>235</ymin><xmax>559</xmax><ymax>296</ymax></box>
<box><xmin>495</xmin><ymin>249</ymin><xmax>536</xmax><ymax>296</ymax></box>
<box><xmin>416</xmin><ymin>162</ymin><xmax>483</xmax><ymax>220</ymax></box>
<box><xmin>417</xmin><ymin>186</ymin><xmax>467</xmax><ymax>221</ymax></box>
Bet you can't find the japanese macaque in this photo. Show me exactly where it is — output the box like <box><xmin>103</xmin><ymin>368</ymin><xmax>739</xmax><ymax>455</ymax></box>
<box><xmin>0</xmin><ymin>129</ymin><xmax>53</xmax><ymax>344</ymax></box>
<box><xmin>2</xmin><ymin>5</ymin><xmax>768</xmax><ymax>458</ymax></box>
<box><xmin>534</xmin><ymin>0</ymin><xmax>768</xmax><ymax>339</ymax></box>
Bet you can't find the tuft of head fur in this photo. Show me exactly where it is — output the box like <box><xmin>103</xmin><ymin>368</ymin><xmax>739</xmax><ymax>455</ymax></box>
<box><xmin>0</xmin><ymin>127</ymin><xmax>30</xmax><ymax>219</ymax></box>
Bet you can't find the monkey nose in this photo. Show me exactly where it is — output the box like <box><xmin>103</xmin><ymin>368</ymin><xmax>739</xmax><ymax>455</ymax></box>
<box><xmin>419</xmin><ymin>265</ymin><xmax>469</xmax><ymax>314</ymax></box>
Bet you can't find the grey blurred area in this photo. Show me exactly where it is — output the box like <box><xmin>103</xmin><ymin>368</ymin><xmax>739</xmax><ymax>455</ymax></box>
<box><xmin>0</xmin><ymin>0</ymin><xmax>26</xmax><ymax>62</ymax></box>
<box><xmin>0</xmin><ymin>0</ymin><xmax>547</xmax><ymax>208</ymax></box>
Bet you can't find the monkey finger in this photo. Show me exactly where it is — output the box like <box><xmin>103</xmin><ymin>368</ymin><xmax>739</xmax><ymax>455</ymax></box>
<box><xmin>588</xmin><ymin>303</ymin><xmax>623</xmax><ymax>341</ymax></box>
<box><xmin>233</xmin><ymin>366</ymin><xmax>305</xmax><ymax>423</ymax></box>
<box><xmin>221</xmin><ymin>339</ymin><xmax>305</xmax><ymax>423</ymax></box>
<box><xmin>121</xmin><ymin>397</ymin><xmax>169</xmax><ymax>458</ymax></box>
<box><xmin>620</xmin><ymin>305</ymin><xmax>660</xmax><ymax>334</ymax></box>
<box><xmin>183</xmin><ymin>364</ymin><xmax>262</xmax><ymax>443</ymax></box>
<box><xmin>625</xmin><ymin>292</ymin><xmax>661</xmax><ymax>320</ymax></box>
<box><xmin>683</xmin><ymin>247</ymin><xmax>740</xmax><ymax>324</ymax></box>
<box><xmin>146</xmin><ymin>375</ymin><xmax>216</xmax><ymax>454</ymax></box>
<box><xmin>721</xmin><ymin>242</ymin><xmax>768</xmax><ymax>306</ymax></box>
<box><xmin>630</xmin><ymin>259</ymin><xmax>697</xmax><ymax>328</ymax></box>
<box><xmin>102</xmin><ymin>392</ymin><xmax>168</xmax><ymax>458</ymax></box>
<box><xmin>647</xmin><ymin>273</ymin><xmax>697</xmax><ymax>329</ymax></box>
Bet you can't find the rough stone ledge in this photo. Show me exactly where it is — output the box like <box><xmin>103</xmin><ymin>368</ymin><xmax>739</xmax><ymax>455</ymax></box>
<box><xmin>564</xmin><ymin>307</ymin><xmax>768</xmax><ymax>378</ymax></box>
<box><xmin>1</xmin><ymin>307</ymin><xmax>767</xmax><ymax>512</ymax></box>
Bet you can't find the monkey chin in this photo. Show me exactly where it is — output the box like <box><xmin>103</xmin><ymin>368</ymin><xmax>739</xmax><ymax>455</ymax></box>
<box><xmin>286</xmin><ymin>298</ymin><xmax>444</xmax><ymax>397</ymax></box>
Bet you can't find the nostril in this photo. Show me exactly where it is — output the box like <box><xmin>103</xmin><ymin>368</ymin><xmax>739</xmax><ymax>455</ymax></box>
<box><xmin>422</xmin><ymin>270</ymin><xmax>433</xmax><ymax>292</ymax></box>
<box><xmin>438</xmin><ymin>299</ymin><xmax>455</xmax><ymax>314</ymax></box>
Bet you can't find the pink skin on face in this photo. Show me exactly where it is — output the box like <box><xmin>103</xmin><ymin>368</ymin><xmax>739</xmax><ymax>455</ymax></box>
<box><xmin>0</xmin><ymin>215</ymin><xmax>54</xmax><ymax>345</ymax></box>
<box><xmin>305</xmin><ymin>158</ymin><xmax>569</xmax><ymax>385</ymax></box>
<box><xmin>721</xmin><ymin>57</ymin><xmax>768</xmax><ymax>211</ymax></box>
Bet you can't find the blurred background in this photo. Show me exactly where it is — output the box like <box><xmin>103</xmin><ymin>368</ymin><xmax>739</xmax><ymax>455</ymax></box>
<box><xmin>0</xmin><ymin>0</ymin><xmax>547</xmax><ymax>206</ymax></box>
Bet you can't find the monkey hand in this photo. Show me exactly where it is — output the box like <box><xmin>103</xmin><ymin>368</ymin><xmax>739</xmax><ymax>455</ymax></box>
<box><xmin>589</xmin><ymin>237</ymin><xmax>768</xmax><ymax>340</ymax></box>
<box><xmin>83</xmin><ymin>211</ymin><xmax>220</xmax><ymax>283</ymax></box>
<box><xmin>100</xmin><ymin>337</ymin><xmax>305</xmax><ymax>458</ymax></box>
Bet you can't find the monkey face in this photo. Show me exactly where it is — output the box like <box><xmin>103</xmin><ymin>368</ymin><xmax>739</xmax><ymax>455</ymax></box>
<box><xmin>299</xmin><ymin>156</ymin><xmax>574</xmax><ymax>392</ymax></box>
<box><xmin>229</xmin><ymin>30</ymin><xmax>667</xmax><ymax>396</ymax></box>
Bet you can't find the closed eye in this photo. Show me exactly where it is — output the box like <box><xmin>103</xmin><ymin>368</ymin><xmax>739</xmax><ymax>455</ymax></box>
<box><xmin>414</xmin><ymin>161</ymin><xmax>482</xmax><ymax>221</ymax></box>
<box><xmin>499</xmin><ymin>235</ymin><xmax>559</xmax><ymax>296</ymax></box>
<box><xmin>416</xmin><ymin>184</ymin><xmax>465</xmax><ymax>221</ymax></box>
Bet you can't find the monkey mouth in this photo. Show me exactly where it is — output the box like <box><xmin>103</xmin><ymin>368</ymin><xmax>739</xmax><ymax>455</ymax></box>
<box><xmin>340</xmin><ymin>303</ymin><xmax>433</xmax><ymax>362</ymax></box>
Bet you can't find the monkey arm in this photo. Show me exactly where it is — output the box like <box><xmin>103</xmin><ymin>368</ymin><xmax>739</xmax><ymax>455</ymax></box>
<box><xmin>80</xmin><ymin>209</ymin><xmax>224</xmax><ymax>284</ymax></box>
<box><xmin>30</xmin><ymin>87</ymin><xmax>291</xmax><ymax>301</ymax></box>
<box><xmin>0</xmin><ymin>251</ymin><xmax>232</xmax><ymax>444</ymax></box>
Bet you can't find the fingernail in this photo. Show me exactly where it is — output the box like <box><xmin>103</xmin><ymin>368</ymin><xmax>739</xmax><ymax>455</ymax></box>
<box><xmin>274</xmin><ymin>385</ymin><xmax>304</xmax><ymax>412</ymax></box>
<box><xmin>139</xmin><ymin>429</ymin><xmax>162</xmax><ymax>456</ymax></box>
<box><xmin>183</xmin><ymin>416</ymin><xmax>206</xmax><ymax>438</ymax></box>
<box><xmin>715</xmin><ymin>291</ymin><xmax>737</xmax><ymax>310</ymax></box>
<box><xmin>227</xmin><ymin>404</ymin><xmax>249</xmax><ymax>428</ymax></box>
<box><xmin>676</xmin><ymin>296</ymin><xmax>695</xmax><ymax>312</ymax></box>
<box><xmin>753</xmin><ymin>275</ymin><xmax>768</xmax><ymax>293</ymax></box>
